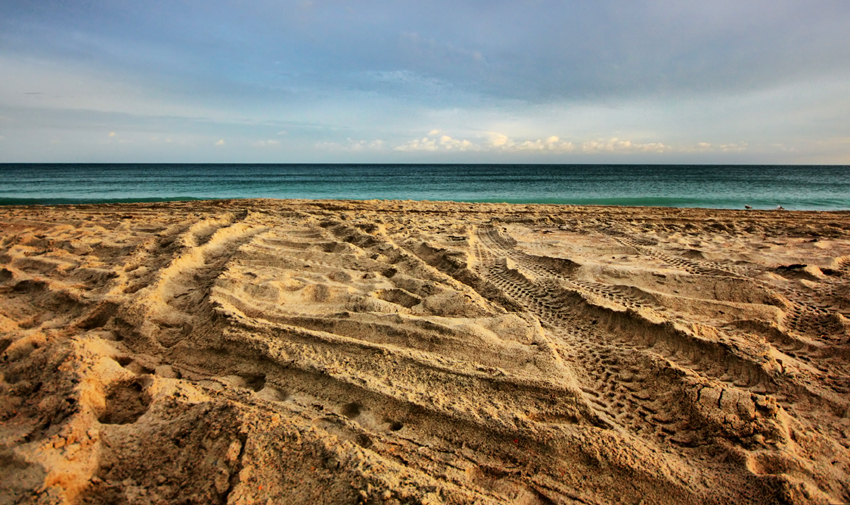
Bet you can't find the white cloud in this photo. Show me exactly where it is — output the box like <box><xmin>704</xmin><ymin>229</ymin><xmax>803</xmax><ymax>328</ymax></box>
<box><xmin>395</xmin><ymin>131</ymin><xmax>685</xmax><ymax>155</ymax></box>
<box><xmin>357</xmin><ymin>139</ymin><xmax>385</xmax><ymax>150</ymax></box>
<box><xmin>581</xmin><ymin>138</ymin><xmax>669</xmax><ymax>153</ymax></box>
<box><xmin>439</xmin><ymin>135</ymin><xmax>474</xmax><ymax>150</ymax></box>
<box><xmin>215</xmin><ymin>139</ymin><xmax>225</xmax><ymax>146</ymax></box>
<box><xmin>276</xmin><ymin>130</ymin><xmax>288</xmax><ymax>135</ymax></box>
<box><xmin>717</xmin><ymin>142</ymin><xmax>748</xmax><ymax>152</ymax></box>
<box><xmin>487</xmin><ymin>133</ymin><xmax>574</xmax><ymax>152</ymax></box>
<box><xmin>394</xmin><ymin>136</ymin><xmax>439</xmax><ymax>151</ymax></box>
<box><xmin>315</xmin><ymin>138</ymin><xmax>385</xmax><ymax>151</ymax></box>
<box><xmin>108</xmin><ymin>131</ymin><xmax>116</xmax><ymax>137</ymax></box>
<box><xmin>680</xmin><ymin>141</ymin><xmax>748</xmax><ymax>153</ymax></box>
<box><xmin>394</xmin><ymin>132</ymin><xmax>478</xmax><ymax>152</ymax></box>
<box><xmin>489</xmin><ymin>133</ymin><xmax>509</xmax><ymax>147</ymax></box>
<box><xmin>394</xmin><ymin>131</ymin><xmax>580</xmax><ymax>153</ymax></box>
<box><xmin>396</xmin><ymin>131</ymin><xmax>578</xmax><ymax>153</ymax></box>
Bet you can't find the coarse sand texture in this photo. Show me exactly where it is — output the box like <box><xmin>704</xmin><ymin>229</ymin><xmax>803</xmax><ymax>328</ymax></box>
<box><xmin>1</xmin><ymin>199</ymin><xmax>849</xmax><ymax>504</ymax></box>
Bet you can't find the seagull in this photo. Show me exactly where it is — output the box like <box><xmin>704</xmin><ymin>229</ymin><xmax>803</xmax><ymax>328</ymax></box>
<box><xmin>744</xmin><ymin>205</ymin><xmax>752</xmax><ymax>210</ymax></box>
<box><xmin>776</xmin><ymin>205</ymin><xmax>785</xmax><ymax>210</ymax></box>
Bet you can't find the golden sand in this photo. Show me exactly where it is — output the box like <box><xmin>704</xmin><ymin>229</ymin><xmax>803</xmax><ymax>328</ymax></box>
<box><xmin>1</xmin><ymin>199</ymin><xmax>849</xmax><ymax>504</ymax></box>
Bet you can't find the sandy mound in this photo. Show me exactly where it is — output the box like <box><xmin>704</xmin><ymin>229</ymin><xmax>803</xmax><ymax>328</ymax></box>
<box><xmin>1</xmin><ymin>199</ymin><xmax>848</xmax><ymax>504</ymax></box>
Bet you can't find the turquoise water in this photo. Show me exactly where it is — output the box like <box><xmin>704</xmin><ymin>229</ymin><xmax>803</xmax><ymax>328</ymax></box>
<box><xmin>1</xmin><ymin>164</ymin><xmax>848</xmax><ymax>210</ymax></box>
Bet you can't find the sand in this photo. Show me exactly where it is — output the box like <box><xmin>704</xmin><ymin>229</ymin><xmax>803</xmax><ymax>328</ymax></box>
<box><xmin>1</xmin><ymin>199</ymin><xmax>848</xmax><ymax>504</ymax></box>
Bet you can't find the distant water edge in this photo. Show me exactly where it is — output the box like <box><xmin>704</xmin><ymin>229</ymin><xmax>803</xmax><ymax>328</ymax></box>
<box><xmin>1</xmin><ymin>164</ymin><xmax>848</xmax><ymax>211</ymax></box>
<box><xmin>0</xmin><ymin>197</ymin><xmax>204</xmax><ymax>206</ymax></box>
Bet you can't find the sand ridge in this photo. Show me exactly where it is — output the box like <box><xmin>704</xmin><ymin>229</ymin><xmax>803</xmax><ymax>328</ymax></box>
<box><xmin>1</xmin><ymin>199</ymin><xmax>849</xmax><ymax>504</ymax></box>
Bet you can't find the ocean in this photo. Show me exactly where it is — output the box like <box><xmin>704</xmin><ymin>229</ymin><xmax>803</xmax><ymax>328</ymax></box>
<box><xmin>1</xmin><ymin>164</ymin><xmax>848</xmax><ymax>210</ymax></box>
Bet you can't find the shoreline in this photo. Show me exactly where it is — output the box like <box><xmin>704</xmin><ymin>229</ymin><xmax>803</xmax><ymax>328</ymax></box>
<box><xmin>1</xmin><ymin>199</ymin><xmax>849</xmax><ymax>504</ymax></box>
<box><xmin>2</xmin><ymin>196</ymin><xmax>849</xmax><ymax>212</ymax></box>
<box><xmin>3</xmin><ymin>164</ymin><xmax>849</xmax><ymax>212</ymax></box>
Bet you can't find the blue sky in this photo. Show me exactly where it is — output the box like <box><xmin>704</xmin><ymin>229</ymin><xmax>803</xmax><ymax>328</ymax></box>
<box><xmin>1</xmin><ymin>0</ymin><xmax>849</xmax><ymax>163</ymax></box>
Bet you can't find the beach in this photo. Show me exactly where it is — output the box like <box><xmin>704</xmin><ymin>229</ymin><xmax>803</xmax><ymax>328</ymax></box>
<box><xmin>1</xmin><ymin>198</ymin><xmax>849</xmax><ymax>504</ymax></box>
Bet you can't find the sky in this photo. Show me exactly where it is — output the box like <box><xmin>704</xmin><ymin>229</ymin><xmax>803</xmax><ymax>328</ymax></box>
<box><xmin>1</xmin><ymin>0</ymin><xmax>849</xmax><ymax>164</ymax></box>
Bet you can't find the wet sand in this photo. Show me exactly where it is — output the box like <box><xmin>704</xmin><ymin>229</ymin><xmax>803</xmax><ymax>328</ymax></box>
<box><xmin>1</xmin><ymin>199</ymin><xmax>849</xmax><ymax>504</ymax></box>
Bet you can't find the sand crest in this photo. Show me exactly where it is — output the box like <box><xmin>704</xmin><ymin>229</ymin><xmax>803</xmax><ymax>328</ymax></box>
<box><xmin>1</xmin><ymin>199</ymin><xmax>849</xmax><ymax>504</ymax></box>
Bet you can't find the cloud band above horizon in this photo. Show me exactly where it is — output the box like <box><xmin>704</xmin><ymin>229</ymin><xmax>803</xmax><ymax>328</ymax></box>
<box><xmin>1</xmin><ymin>0</ymin><xmax>848</xmax><ymax>163</ymax></box>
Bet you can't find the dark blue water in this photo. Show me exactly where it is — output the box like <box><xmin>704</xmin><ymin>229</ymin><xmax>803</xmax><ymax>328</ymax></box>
<box><xmin>1</xmin><ymin>164</ymin><xmax>848</xmax><ymax>210</ymax></box>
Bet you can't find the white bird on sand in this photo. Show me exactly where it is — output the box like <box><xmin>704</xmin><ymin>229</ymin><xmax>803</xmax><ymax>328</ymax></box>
<box><xmin>776</xmin><ymin>205</ymin><xmax>785</xmax><ymax>210</ymax></box>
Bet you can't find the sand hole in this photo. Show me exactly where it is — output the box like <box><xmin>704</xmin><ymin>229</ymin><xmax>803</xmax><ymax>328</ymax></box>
<box><xmin>356</xmin><ymin>223</ymin><xmax>378</xmax><ymax>233</ymax></box>
<box><xmin>327</xmin><ymin>270</ymin><xmax>353</xmax><ymax>283</ymax></box>
<box><xmin>312</xmin><ymin>284</ymin><xmax>331</xmax><ymax>302</ymax></box>
<box><xmin>355</xmin><ymin>433</ymin><xmax>373</xmax><ymax>449</ymax></box>
<box><xmin>12</xmin><ymin>280</ymin><xmax>47</xmax><ymax>293</ymax></box>
<box><xmin>122</xmin><ymin>359</ymin><xmax>154</xmax><ymax>375</ymax></box>
<box><xmin>78</xmin><ymin>302</ymin><xmax>119</xmax><ymax>330</ymax></box>
<box><xmin>376</xmin><ymin>289</ymin><xmax>421</xmax><ymax>308</ymax></box>
<box><xmin>69</xmin><ymin>268</ymin><xmax>118</xmax><ymax>285</ymax></box>
<box><xmin>242</xmin><ymin>374</ymin><xmax>266</xmax><ymax>392</ymax></box>
<box><xmin>341</xmin><ymin>402</ymin><xmax>362</xmax><ymax>419</ymax></box>
<box><xmin>388</xmin><ymin>421</ymin><xmax>404</xmax><ymax>431</ymax></box>
<box><xmin>0</xmin><ymin>268</ymin><xmax>13</xmax><ymax>283</ymax></box>
<box><xmin>244</xmin><ymin>283</ymin><xmax>279</xmax><ymax>301</ymax></box>
<box><xmin>123</xmin><ymin>283</ymin><xmax>146</xmax><ymax>294</ymax></box>
<box><xmin>98</xmin><ymin>379</ymin><xmax>152</xmax><ymax>425</ymax></box>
